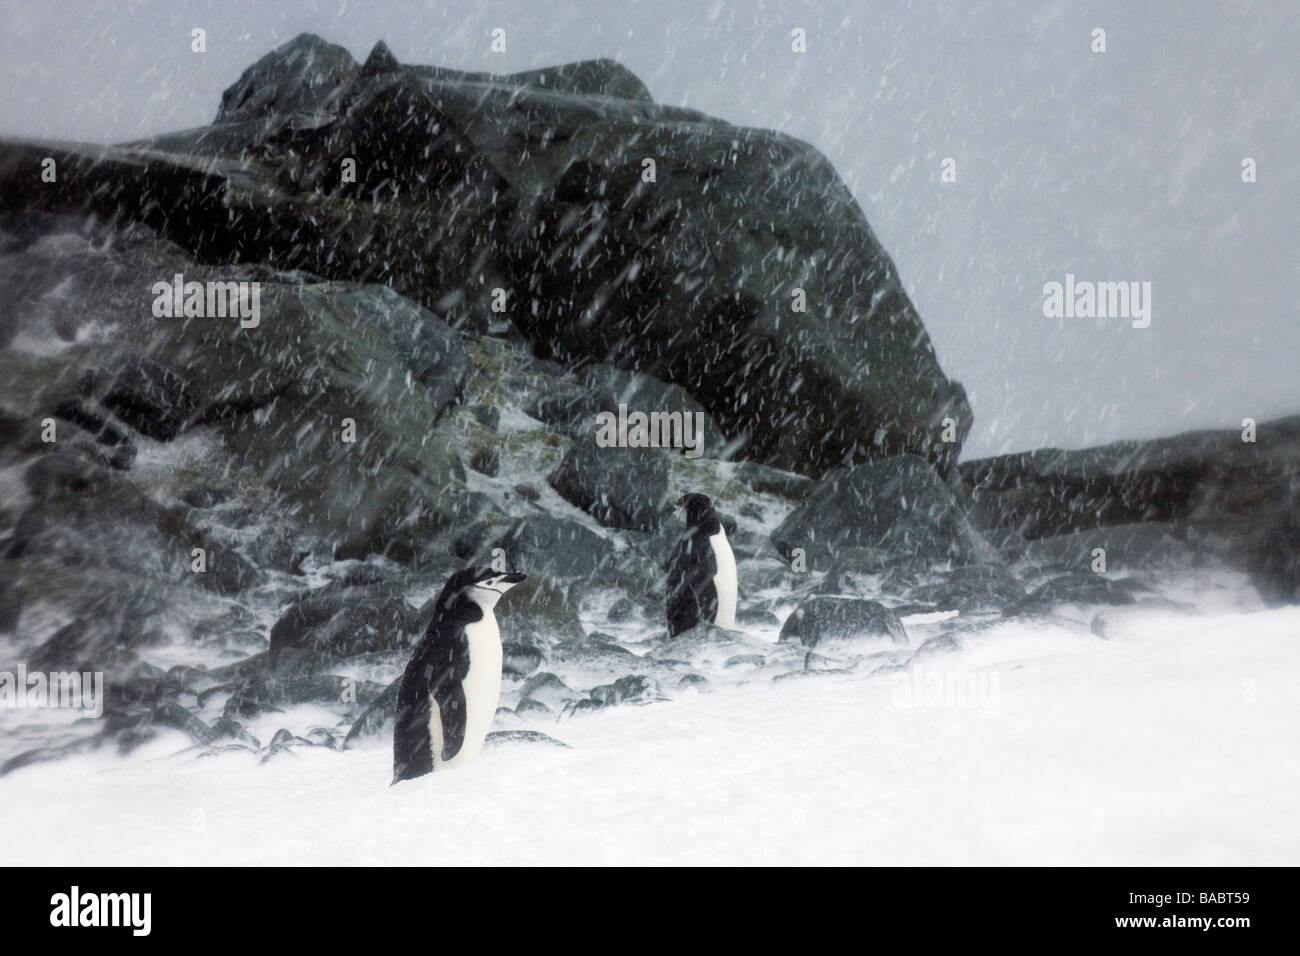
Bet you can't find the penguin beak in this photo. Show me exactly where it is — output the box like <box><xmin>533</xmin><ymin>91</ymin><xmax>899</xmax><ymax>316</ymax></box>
<box><xmin>474</xmin><ymin>571</ymin><xmax>526</xmax><ymax>597</ymax></box>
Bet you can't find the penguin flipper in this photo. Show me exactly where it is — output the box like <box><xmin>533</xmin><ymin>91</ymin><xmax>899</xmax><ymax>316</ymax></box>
<box><xmin>436</xmin><ymin>681</ymin><xmax>468</xmax><ymax>762</ymax></box>
<box><xmin>666</xmin><ymin>581</ymin><xmax>701</xmax><ymax>637</ymax></box>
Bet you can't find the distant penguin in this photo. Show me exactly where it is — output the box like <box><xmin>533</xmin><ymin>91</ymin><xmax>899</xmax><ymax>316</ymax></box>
<box><xmin>393</xmin><ymin>567</ymin><xmax>526</xmax><ymax>783</ymax></box>
<box><xmin>666</xmin><ymin>493</ymin><xmax>737</xmax><ymax>637</ymax></box>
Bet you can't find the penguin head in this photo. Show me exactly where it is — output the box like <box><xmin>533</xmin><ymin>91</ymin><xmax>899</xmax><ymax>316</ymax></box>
<box><xmin>675</xmin><ymin>492</ymin><xmax>720</xmax><ymax>532</ymax></box>
<box><xmin>438</xmin><ymin>567</ymin><xmax>527</xmax><ymax>612</ymax></box>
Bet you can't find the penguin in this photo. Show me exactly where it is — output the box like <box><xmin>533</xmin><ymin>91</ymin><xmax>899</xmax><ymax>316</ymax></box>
<box><xmin>665</xmin><ymin>492</ymin><xmax>737</xmax><ymax>637</ymax></box>
<box><xmin>393</xmin><ymin>567</ymin><xmax>526</xmax><ymax>783</ymax></box>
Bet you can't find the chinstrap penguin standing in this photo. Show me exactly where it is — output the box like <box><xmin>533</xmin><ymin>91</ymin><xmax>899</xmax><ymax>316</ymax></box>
<box><xmin>666</xmin><ymin>492</ymin><xmax>737</xmax><ymax>637</ymax></box>
<box><xmin>393</xmin><ymin>567</ymin><xmax>526</xmax><ymax>783</ymax></box>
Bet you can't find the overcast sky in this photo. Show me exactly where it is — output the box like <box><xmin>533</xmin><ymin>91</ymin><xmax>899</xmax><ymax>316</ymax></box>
<box><xmin>2</xmin><ymin>0</ymin><xmax>1296</xmax><ymax>459</ymax></box>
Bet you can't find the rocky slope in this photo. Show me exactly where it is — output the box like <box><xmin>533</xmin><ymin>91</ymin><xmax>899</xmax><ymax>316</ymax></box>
<box><xmin>3</xmin><ymin>33</ymin><xmax>971</xmax><ymax>477</ymax></box>
<box><xmin>0</xmin><ymin>36</ymin><xmax>1294</xmax><ymax>775</ymax></box>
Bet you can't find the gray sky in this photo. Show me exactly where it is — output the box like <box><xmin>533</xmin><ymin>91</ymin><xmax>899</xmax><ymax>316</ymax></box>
<box><xmin>2</xmin><ymin>0</ymin><xmax>1296</xmax><ymax>459</ymax></box>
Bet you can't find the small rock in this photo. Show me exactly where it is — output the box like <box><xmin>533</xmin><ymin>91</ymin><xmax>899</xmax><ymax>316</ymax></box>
<box><xmin>469</xmin><ymin>445</ymin><xmax>500</xmax><ymax>476</ymax></box>
<box><xmin>779</xmin><ymin>596</ymin><xmax>908</xmax><ymax>648</ymax></box>
<box><xmin>469</xmin><ymin>404</ymin><xmax>501</xmax><ymax>430</ymax></box>
<box><xmin>518</xmin><ymin>672</ymin><xmax>577</xmax><ymax>709</ymax></box>
<box><xmin>502</xmin><ymin>642</ymin><xmax>543</xmax><ymax>677</ymax></box>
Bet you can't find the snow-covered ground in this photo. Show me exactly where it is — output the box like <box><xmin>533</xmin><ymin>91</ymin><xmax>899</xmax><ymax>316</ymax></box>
<box><xmin>4</xmin><ymin>604</ymin><xmax>1297</xmax><ymax>866</ymax></box>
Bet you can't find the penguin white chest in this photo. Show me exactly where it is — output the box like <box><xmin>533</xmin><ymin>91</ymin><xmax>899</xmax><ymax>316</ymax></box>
<box><xmin>710</xmin><ymin>528</ymin><xmax>737</xmax><ymax>629</ymax></box>
<box><xmin>433</xmin><ymin>611</ymin><xmax>503</xmax><ymax>769</ymax></box>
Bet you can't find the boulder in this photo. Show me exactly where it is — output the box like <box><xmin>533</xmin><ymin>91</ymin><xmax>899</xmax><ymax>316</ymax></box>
<box><xmin>909</xmin><ymin>565</ymin><xmax>1026</xmax><ymax>614</ymax></box>
<box><xmin>0</xmin><ymin>216</ymin><xmax>487</xmax><ymax>565</ymax></box>
<box><xmin>549</xmin><ymin>436</ymin><xmax>669</xmax><ymax>531</ymax></box>
<box><xmin>778</xmin><ymin>596</ymin><xmax>908</xmax><ymax>648</ymax></box>
<box><xmin>589</xmin><ymin>675</ymin><xmax>664</xmax><ymax>707</ymax></box>
<box><xmin>772</xmin><ymin>454</ymin><xmax>1000</xmax><ymax>569</ymax></box>
<box><xmin>490</xmin><ymin>575</ymin><xmax>585</xmax><ymax>648</ymax></box>
<box><xmin>517</xmin><ymin>672</ymin><xmax>579</xmax><ymax>710</ymax></box>
<box><xmin>529</xmin><ymin>364</ymin><xmax>722</xmax><ymax>454</ymax></box>
<box><xmin>150</xmin><ymin>280</ymin><xmax>486</xmax><ymax>563</ymax></box>
<box><xmin>268</xmin><ymin>586</ymin><xmax>418</xmax><ymax>670</ymax></box>
<box><xmin>221</xmin><ymin>673</ymin><xmax>382</xmax><ymax>721</ymax></box>
<box><xmin>495</xmin><ymin>515</ymin><xmax>616</xmax><ymax>580</ymax></box>
<box><xmin>1</xmin><ymin>34</ymin><xmax>971</xmax><ymax>475</ymax></box>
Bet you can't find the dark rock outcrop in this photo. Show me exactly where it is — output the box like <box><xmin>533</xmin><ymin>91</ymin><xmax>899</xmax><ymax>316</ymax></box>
<box><xmin>963</xmin><ymin>417</ymin><xmax>1300</xmax><ymax>606</ymax></box>
<box><xmin>772</xmin><ymin>454</ymin><xmax>1000</xmax><ymax>568</ymax></box>
<box><xmin>0</xmin><ymin>33</ymin><xmax>970</xmax><ymax>476</ymax></box>
<box><xmin>962</xmin><ymin>417</ymin><xmax>1300</xmax><ymax>542</ymax></box>
<box><xmin>549</xmin><ymin>436</ymin><xmax>669</xmax><ymax>532</ymax></box>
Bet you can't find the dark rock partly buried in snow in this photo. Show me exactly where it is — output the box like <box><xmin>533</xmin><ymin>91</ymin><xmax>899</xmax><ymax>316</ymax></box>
<box><xmin>814</xmin><ymin>546</ymin><xmax>897</xmax><ymax>596</ymax></box>
<box><xmin>549</xmin><ymin>436</ymin><xmax>669</xmax><ymax>532</ymax></box>
<box><xmin>468</xmin><ymin>445</ymin><xmax>500</xmax><ymax>476</ymax></box>
<box><xmin>909</xmin><ymin>565</ymin><xmax>1027</xmax><ymax>614</ymax></box>
<box><xmin>1245</xmin><ymin>484</ymin><xmax>1300</xmax><ymax>607</ymax></box>
<box><xmin>589</xmin><ymin>675</ymin><xmax>663</xmax><ymax>707</ymax></box>
<box><xmin>222</xmin><ymin>674</ymin><xmax>382</xmax><ymax>721</ymax></box>
<box><xmin>517</xmin><ymin>672</ymin><xmax>578</xmax><ymax>710</ymax></box>
<box><xmin>1008</xmin><ymin>573</ymin><xmax>1143</xmax><ymax>617</ymax></box>
<box><xmin>106</xmin><ymin>701</ymin><xmax>215</xmax><ymax>754</ymax></box>
<box><xmin>484</xmin><ymin>729</ymin><xmax>572</xmax><ymax>750</ymax></box>
<box><xmin>779</xmin><ymin>596</ymin><xmax>908</xmax><ymax>648</ymax></box>
<box><xmin>772</xmin><ymin>454</ymin><xmax>1001</xmax><ymax>569</ymax></box>
<box><xmin>158</xmin><ymin>506</ymin><xmax>262</xmax><ymax>596</ymax></box>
